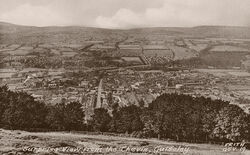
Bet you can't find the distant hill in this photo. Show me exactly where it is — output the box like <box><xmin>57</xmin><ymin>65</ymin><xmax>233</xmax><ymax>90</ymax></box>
<box><xmin>0</xmin><ymin>22</ymin><xmax>124</xmax><ymax>44</ymax></box>
<box><xmin>1</xmin><ymin>21</ymin><xmax>250</xmax><ymax>44</ymax></box>
<box><xmin>189</xmin><ymin>25</ymin><xmax>250</xmax><ymax>38</ymax></box>
<box><xmin>130</xmin><ymin>26</ymin><xmax>250</xmax><ymax>38</ymax></box>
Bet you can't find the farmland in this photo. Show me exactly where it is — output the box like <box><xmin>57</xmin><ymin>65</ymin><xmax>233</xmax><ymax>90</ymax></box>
<box><xmin>2</xmin><ymin>22</ymin><xmax>250</xmax><ymax>69</ymax></box>
<box><xmin>121</xmin><ymin>57</ymin><xmax>143</xmax><ymax>65</ymax></box>
<box><xmin>199</xmin><ymin>44</ymin><xmax>250</xmax><ymax>68</ymax></box>
<box><xmin>210</xmin><ymin>45</ymin><xmax>249</xmax><ymax>52</ymax></box>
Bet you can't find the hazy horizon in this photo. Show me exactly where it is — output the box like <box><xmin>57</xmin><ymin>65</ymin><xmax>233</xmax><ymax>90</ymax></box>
<box><xmin>3</xmin><ymin>20</ymin><xmax>250</xmax><ymax>30</ymax></box>
<box><xmin>0</xmin><ymin>0</ymin><xmax>250</xmax><ymax>28</ymax></box>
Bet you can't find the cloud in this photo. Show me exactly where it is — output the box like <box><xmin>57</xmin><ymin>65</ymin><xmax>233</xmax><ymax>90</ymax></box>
<box><xmin>95</xmin><ymin>0</ymin><xmax>250</xmax><ymax>28</ymax></box>
<box><xmin>96</xmin><ymin>9</ymin><xmax>144</xmax><ymax>28</ymax></box>
<box><xmin>0</xmin><ymin>0</ymin><xmax>249</xmax><ymax>28</ymax></box>
<box><xmin>0</xmin><ymin>0</ymin><xmax>165</xmax><ymax>27</ymax></box>
<box><xmin>0</xmin><ymin>3</ymin><xmax>68</xmax><ymax>26</ymax></box>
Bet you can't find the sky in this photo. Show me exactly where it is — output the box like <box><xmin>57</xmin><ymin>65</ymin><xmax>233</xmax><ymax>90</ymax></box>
<box><xmin>0</xmin><ymin>0</ymin><xmax>250</xmax><ymax>28</ymax></box>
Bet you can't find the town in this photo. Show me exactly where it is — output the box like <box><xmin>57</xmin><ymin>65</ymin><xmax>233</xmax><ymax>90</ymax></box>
<box><xmin>1</xmin><ymin>0</ymin><xmax>250</xmax><ymax>153</ymax></box>
<box><xmin>1</xmin><ymin>26</ymin><xmax>250</xmax><ymax>122</ymax></box>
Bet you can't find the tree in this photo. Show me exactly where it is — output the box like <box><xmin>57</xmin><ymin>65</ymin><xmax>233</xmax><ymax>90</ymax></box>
<box><xmin>247</xmin><ymin>115</ymin><xmax>250</xmax><ymax>141</ymax></box>
<box><xmin>109</xmin><ymin>102</ymin><xmax>120</xmax><ymax>132</ymax></box>
<box><xmin>92</xmin><ymin>108</ymin><xmax>111</xmax><ymax>132</ymax></box>
<box><xmin>46</xmin><ymin>102</ymin><xmax>85</xmax><ymax>131</ymax></box>
<box><xmin>145</xmin><ymin>93</ymin><xmax>189</xmax><ymax>140</ymax></box>
<box><xmin>114</xmin><ymin>105</ymin><xmax>143</xmax><ymax>133</ymax></box>
<box><xmin>46</xmin><ymin>103</ymin><xmax>66</xmax><ymax>130</ymax></box>
<box><xmin>107</xmin><ymin>92</ymin><xmax>113</xmax><ymax>106</ymax></box>
<box><xmin>212</xmin><ymin>105</ymin><xmax>248</xmax><ymax>142</ymax></box>
<box><xmin>199</xmin><ymin>98</ymin><xmax>227</xmax><ymax>142</ymax></box>
<box><xmin>0</xmin><ymin>85</ymin><xmax>10</xmax><ymax>126</ymax></box>
<box><xmin>142</xmin><ymin>93</ymin><xmax>229</xmax><ymax>142</ymax></box>
<box><xmin>138</xmin><ymin>99</ymin><xmax>145</xmax><ymax>108</ymax></box>
<box><xmin>141</xmin><ymin>110</ymin><xmax>161</xmax><ymax>138</ymax></box>
<box><xmin>202</xmin><ymin>110</ymin><xmax>218</xmax><ymax>141</ymax></box>
<box><xmin>64</xmin><ymin>102</ymin><xmax>85</xmax><ymax>130</ymax></box>
<box><xmin>2</xmin><ymin>91</ymin><xmax>47</xmax><ymax>130</ymax></box>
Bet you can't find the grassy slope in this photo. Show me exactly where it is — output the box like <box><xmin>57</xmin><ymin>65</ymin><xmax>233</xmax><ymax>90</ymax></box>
<box><xmin>0</xmin><ymin>129</ymin><xmax>249</xmax><ymax>155</ymax></box>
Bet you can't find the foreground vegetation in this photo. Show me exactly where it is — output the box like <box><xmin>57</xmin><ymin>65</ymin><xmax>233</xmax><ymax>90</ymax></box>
<box><xmin>2</xmin><ymin>129</ymin><xmax>249</xmax><ymax>155</ymax></box>
<box><xmin>0</xmin><ymin>85</ymin><xmax>249</xmax><ymax>144</ymax></box>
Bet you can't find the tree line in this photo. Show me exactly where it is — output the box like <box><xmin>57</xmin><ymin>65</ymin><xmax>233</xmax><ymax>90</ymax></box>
<box><xmin>0</xmin><ymin>85</ymin><xmax>249</xmax><ymax>143</ymax></box>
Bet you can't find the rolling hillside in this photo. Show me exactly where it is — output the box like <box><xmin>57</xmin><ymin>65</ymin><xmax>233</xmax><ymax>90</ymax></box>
<box><xmin>1</xmin><ymin>22</ymin><xmax>250</xmax><ymax>44</ymax></box>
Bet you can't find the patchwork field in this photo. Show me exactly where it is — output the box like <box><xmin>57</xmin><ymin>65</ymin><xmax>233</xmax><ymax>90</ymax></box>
<box><xmin>143</xmin><ymin>49</ymin><xmax>173</xmax><ymax>57</ymax></box>
<box><xmin>121</xmin><ymin>57</ymin><xmax>143</xmax><ymax>64</ymax></box>
<box><xmin>61</xmin><ymin>51</ymin><xmax>78</xmax><ymax>57</ymax></box>
<box><xmin>196</xmin><ymin>69</ymin><xmax>250</xmax><ymax>77</ymax></box>
<box><xmin>185</xmin><ymin>39</ymin><xmax>208</xmax><ymax>52</ymax></box>
<box><xmin>3</xmin><ymin>49</ymin><xmax>31</xmax><ymax>55</ymax></box>
<box><xmin>169</xmin><ymin>45</ymin><xmax>197</xmax><ymax>60</ymax></box>
<box><xmin>210</xmin><ymin>45</ymin><xmax>249</xmax><ymax>52</ymax></box>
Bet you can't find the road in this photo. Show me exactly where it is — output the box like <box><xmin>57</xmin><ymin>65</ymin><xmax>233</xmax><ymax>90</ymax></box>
<box><xmin>96</xmin><ymin>78</ymin><xmax>103</xmax><ymax>108</ymax></box>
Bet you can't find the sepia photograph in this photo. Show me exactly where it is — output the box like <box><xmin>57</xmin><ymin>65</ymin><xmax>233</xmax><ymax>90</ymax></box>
<box><xmin>0</xmin><ymin>0</ymin><xmax>250</xmax><ymax>154</ymax></box>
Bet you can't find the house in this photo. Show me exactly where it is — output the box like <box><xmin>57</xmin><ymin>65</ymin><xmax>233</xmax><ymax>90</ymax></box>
<box><xmin>80</xmin><ymin>80</ymin><xmax>89</xmax><ymax>87</ymax></box>
<box><xmin>175</xmin><ymin>84</ymin><xmax>184</xmax><ymax>89</ymax></box>
<box><xmin>31</xmin><ymin>94</ymin><xmax>44</xmax><ymax>101</ymax></box>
